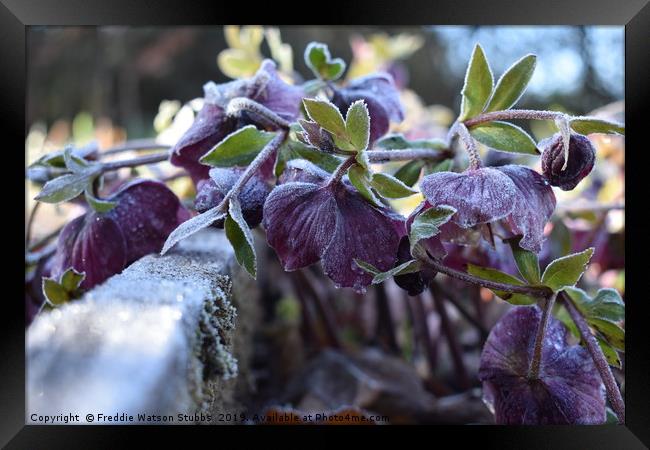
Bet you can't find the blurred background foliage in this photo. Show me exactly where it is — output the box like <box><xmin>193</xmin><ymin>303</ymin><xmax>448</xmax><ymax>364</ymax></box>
<box><xmin>27</xmin><ymin>26</ymin><xmax>622</xmax><ymax>138</ymax></box>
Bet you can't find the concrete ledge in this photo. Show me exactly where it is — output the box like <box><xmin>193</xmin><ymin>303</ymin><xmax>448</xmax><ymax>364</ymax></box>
<box><xmin>27</xmin><ymin>229</ymin><xmax>259</xmax><ymax>424</ymax></box>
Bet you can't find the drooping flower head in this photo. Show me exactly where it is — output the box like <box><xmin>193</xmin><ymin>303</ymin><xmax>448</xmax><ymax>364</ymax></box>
<box><xmin>194</xmin><ymin>167</ymin><xmax>271</xmax><ymax>228</ymax></box>
<box><xmin>540</xmin><ymin>132</ymin><xmax>596</xmax><ymax>191</ymax></box>
<box><xmin>479</xmin><ymin>306</ymin><xmax>606</xmax><ymax>424</ymax></box>
<box><xmin>170</xmin><ymin>60</ymin><xmax>304</xmax><ymax>184</ymax></box>
<box><xmin>331</xmin><ymin>73</ymin><xmax>404</xmax><ymax>145</ymax></box>
<box><xmin>263</xmin><ymin>160</ymin><xmax>403</xmax><ymax>293</ymax></box>
<box><xmin>419</xmin><ymin>165</ymin><xmax>556</xmax><ymax>253</ymax></box>
<box><xmin>50</xmin><ymin>180</ymin><xmax>190</xmax><ymax>289</ymax></box>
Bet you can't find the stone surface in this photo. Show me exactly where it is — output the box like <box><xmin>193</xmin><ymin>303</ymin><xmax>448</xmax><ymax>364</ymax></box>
<box><xmin>27</xmin><ymin>229</ymin><xmax>259</xmax><ymax>424</ymax></box>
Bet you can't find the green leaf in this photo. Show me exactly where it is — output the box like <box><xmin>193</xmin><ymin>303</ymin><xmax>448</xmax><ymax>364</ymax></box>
<box><xmin>409</xmin><ymin>205</ymin><xmax>456</xmax><ymax>254</ymax></box>
<box><xmin>347</xmin><ymin>165</ymin><xmax>383</xmax><ymax>208</ymax></box>
<box><xmin>375</xmin><ymin>133</ymin><xmax>447</xmax><ymax>150</ymax></box>
<box><xmin>354</xmin><ymin>258</ymin><xmax>423</xmax><ymax>285</ymax></box>
<box><xmin>508</xmin><ymin>238</ymin><xmax>541</xmax><ymax>284</ymax></box>
<box><xmin>466</xmin><ymin>265</ymin><xmax>536</xmax><ymax>305</ymax></box>
<box><xmin>34</xmin><ymin>166</ymin><xmax>101</xmax><ymax>204</ymax></box>
<box><xmin>225</xmin><ymin>199</ymin><xmax>257</xmax><ymax>279</ymax></box>
<box><xmin>303</xmin><ymin>98</ymin><xmax>347</xmax><ymax>140</ymax></box>
<box><xmin>563</xmin><ymin>286</ymin><xmax>625</xmax><ymax>323</ymax></box>
<box><xmin>60</xmin><ymin>268</ymin><xmax>85</xmax><ymax>292</ymax></box>
<box><xmin>304</xmin><ymin>42</ymin><xmax>346</xmax><ymax>81</ymax></box>
<box><xmin>393</xmin><ymin>160</ymin><xmax>424</xmax><ymax>187</ymax></box>
<box><xmin>353</xmin><ymin>259</ymin><xmax>380</xmax><ymax>275</ymax></box>
<box><xmin>588</xmin><ymin>318</ymin><xmax>624</xmax><ymax>351</ymax></box>
<box><xmin>345</xmin><ymin>100</ymin><xmax>370</xmax><ymax>151</ymax></box>
<box><xmin>161</xmin><ymin>207</ymin><xmax>227</xmax><ymax>255</ymax></box>
<box><xmin>558</xmin><ymin>304</ymin><xmax>622</xmax><ymax>368</ymax></box>
<box><xmin>425</xmin><ymin>158</ymin><xmax>454</xmax><ymax>175</ymax></box>
<box><xmin>597</xmin><ymin>337</ymin><xmax>622</xmax><ymax>369</ymax></box>
<box><xmin>372</xmin><ymin>260</ymin><xmax>422</xmax><ymax>284</ymax></box>
<box><xmin>84</xmin><ymin>185</ymin><xmax>117</xmax><ymax>213</ymax></box>
<box><xmin>485</xmin><ymin>54</ymin><xmax>536</xmax><ymax>112</ymax></box>
<box><xmin>469</xmin><ymin>121</ymin><xmax>538</xmax><ymax>155</ymax></box>
<box><xmin>541</xmin><ymin>248</ymin><xmax>594</xmax><ymax>292</ymax></box>
<box><xmin>63</xmin><ymin>146</ymin><xmax>91</xmax><ymax>172</ymax></box>
<box><xmin>370</xmin><ymin>173</ymin><xmax>417</xmax><ymax>199</ymax></box>
<box><xmin>274</xmin><ymin>139</ymin><xmax>342</xmax><ymax>177</ymax></box>
<box><xmin>569</xmin><ymin>117</ymin><xmax>624</xmax><ymax>136</ymax></box>
<box><xmin>200</xmin><ymin>125</ymin><xmax>276</xmax><ymax>167</ymax></box>
<box><xmin>355</xmin><ymin>150</ymin><xmax>370</xmax><ymax>170</ymax></box>
<box><xmin>42</xmin><ymin>278</ymin><xmax>70</xmax><ymax>306</ymax></box>
<box><xmin>459</xmin><ymin>44</ymin><xmax>494</xmax><ymax>120</ymax></box>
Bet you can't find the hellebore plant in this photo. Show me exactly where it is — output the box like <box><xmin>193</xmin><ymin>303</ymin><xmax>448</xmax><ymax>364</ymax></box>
<box><xmin>29</xmin><ymin>40</ymin><xmax>626</xmax><ymax>425</ymax></box>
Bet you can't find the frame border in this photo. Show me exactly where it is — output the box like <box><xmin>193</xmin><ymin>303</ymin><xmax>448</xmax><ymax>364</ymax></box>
<box><xmin>4</xmin><ymin>0</ymin><xmax>649</xmax><ymax>447</ymax></box>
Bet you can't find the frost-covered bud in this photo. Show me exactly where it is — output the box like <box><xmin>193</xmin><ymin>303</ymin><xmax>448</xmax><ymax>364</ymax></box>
<box><xmin>393</xmin><ymin>236</ymin><xmax>437</xmax><ymax>296</ymax></box>
<box><xmin>540</xmin><ymin>133</ymin><xmax>595</xmax><ymax>191</ymax></box>
<box><xmin>194</xmin><ymin>167</ymin><xmax>271</xmax><ymax>228</ymax></box>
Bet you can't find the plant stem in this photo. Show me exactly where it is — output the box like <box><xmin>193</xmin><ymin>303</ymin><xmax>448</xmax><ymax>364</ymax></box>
<box><xmin>294</xmin><ymin>270</ymin><xmax>342</xmax><ymax>349</ymax></box>
<box><xmin>424</xmin><ymin>258</ymin><xmax>552</xmax><ymax>298</ymax></box>
<box><xmin>226</xmin><ymin>97</ymin><xmax>291</xmax><ymax>130</ymax></box>
<box><xmin>288</xmin><ymin>275</ymin><xmax>323</xmax><ymax>349</ymax></box>
<box><xmin>366</xmin><ymin>148</ymin><xmax>450</xmax><ymax>163</ymax></box>
<box><xmin>410</xmin><ymin>294</ymin><xmax>439</xmax><ymax>373</ymax></box>
<box><xmin>455</xmin><ymin>123</ymin><xmax>481</xmax><ymax>169</ymax></box>
<box><xmin>101</xmin><ymin>151</ymin><xmax>170</xmax><ymax>171</ymax></box>
<box><xmin>436</xmin><ymin>283</ymin><xmax>489</xmax><ymax>339</ymax></box>
<box><xmin>220</xmin><ymin>132</ymin><xmax>287</xmax><ymax>207</ymax></box>
<box><xmin>101</xmin><ymin>139</ymin><xmax>171</xmax><ymax>156</ymax></box>
<box><xmin>25</xmin><ymin>241</ymin><xmax>57</xmax><ymax>266</ymax></box>
<box><xmin>561</xmin><ymin>291</ymin><xmax>625</xmax><ymax>423</ymax></box>
<box><xmin>431</xmin><ymin>284</ymin><xmax>470</xmax><ymax>390</ymax></box>
<box><xmin>528</xmin><ymin>293</ymin><xmax>556</xmax><ymax>380</ymax></box>
<box><xmin>327</xmin><ymin>156</ymin><xmax>356</xmax><ymax>186</ymax></box>
<box><xmin>463</xmin><ymin>109</ymin><xmax>565</xmax><ymax>127</ymax></box>
<box><xmin>374</xmin><ymin>283</ymin><xmax>400</xmax><ymax>354</ymax></box>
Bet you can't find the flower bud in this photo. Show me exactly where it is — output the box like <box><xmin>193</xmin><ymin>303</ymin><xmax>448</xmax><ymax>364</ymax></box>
<box><xmin>540</xmin><ymin>133</ymin><xmax>595</xmax><ymax>191</ymax></box>
<box><xmin>393</xmin><ymin>236</ymin><xmax>437</xmax><ymax>296</ymax></box>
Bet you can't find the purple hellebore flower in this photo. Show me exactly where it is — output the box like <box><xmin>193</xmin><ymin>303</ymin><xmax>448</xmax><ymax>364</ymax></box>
<box><xmin>170</xmin><ymin>60</ymin><xmax>304</xmax><ymax>184</ymax></box>
<box><xmin>331</xmin><ymin>73</ymin><xmax>405</xmax><ymax>145</ymax></box>
<box><xmin>50</xmin><ymin>179</ymin><xmax>190</xmax><ymax>289</ymax></box>
<box><xmin>194</xmin><ymin>167</ymin><xmax>271</xmax><ymax>228</ymax></box>
<box><xmin>479</xmin><ymin>306</ymin><xmax>606</xmax><ymax>424</ymax></box>
<box><xmin>419</xmin><ymin>165</ymin><xmax>556</xmax><ymax>253</ymax></box>
<box><xmin>263</xmin><ymin>160</ymin><xmax>404</xmax><ymax>293</ymax></box>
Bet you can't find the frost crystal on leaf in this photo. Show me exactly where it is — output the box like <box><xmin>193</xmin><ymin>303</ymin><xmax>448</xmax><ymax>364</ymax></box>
<box><xmin>332</xmin><ymin>73</ymin><xmax>404</xmax><ymax>145</ymax></box>
<box><xmin>479</xmin><ymin>306</ymin><xmax>606</xmax><ymax>425</ymax></box>
<box><xmin>263</xmin><ymin>160</ymin><xmax>402</xmax><ymax>292</ymax></box>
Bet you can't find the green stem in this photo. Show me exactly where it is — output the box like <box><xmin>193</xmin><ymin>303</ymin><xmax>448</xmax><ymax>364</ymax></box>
<box><xmin>528</xmin><ymin>293</ymin><xmax>556</xmax><ymax>380</ymax></box>
<box><xmin>366</xmin><ymin>148</ymin><xmax>450</xmax><ymax>163</ymax></box>
<box><xmin>424</xmin><ymin>258</ymin><xmax>552</xmax><ymax>298</ymax></box>
<box><xmin>327</xmin><ymin>156</ymin><xmax>356</xmax><ymax>186</ymax></box>
<box><xmin>463</xmin><ymin>109</ymin><xmax>565</xmax><ymax>127</ymax></box>
<box><xmin>455</xmin><ymin>123</ymin><xmax>481</xmax><ymax>169</ymax></box>
<box><xmin>226</xmin><ymin>97</ymin><xmax>291</xmax><ymax>130</ymax></box>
